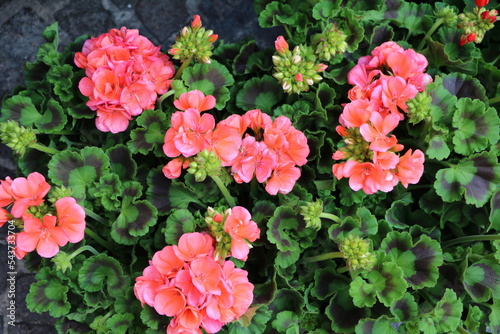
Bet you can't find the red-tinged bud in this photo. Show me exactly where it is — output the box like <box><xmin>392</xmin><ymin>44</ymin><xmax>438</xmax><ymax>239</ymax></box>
<box><xmin>214</xmin><ymin>213</ymin><xmax>223</xmax><ymax>223</ymax></box>
<box><xmin>315</xmin><ymin>63</ymin><xmax>328</xmax><ymax>72</ymax></box>
<box><xmin>168</xmin><ymin>48</ymin><xmax>180</xmax><ymax>55</ymax></box>
<box><xmin>295</xmin><ymin>73</ymin><xmax>303</xmax><ymax>82</ymax></box>
<box><xmin>191</xmin><ymin>15</ymin><xmax>202</xmax><ymax>29</ymax></box>
<box><xmin>208</xmin><ymin>34</ymin><xmax>218</xmax><ymax>43</ymax></box>
<box><xmin>475</xmin><ymin>0</ymin><xmax>489</xmax><ymax>7</ymax></box>
<box><xmin>467</xmin><ymin>33</ymin><xmax>477</xmax><ymax>42</ymax></box>
<box><xmin>336</xmin><ymin>125</ymin><xmax>348</xmax><ymax>137</ymax></box>
<box><xmin>275</xmin><ymin>36</ymin><xmax>289</xmax><ymax>54</ymax></box>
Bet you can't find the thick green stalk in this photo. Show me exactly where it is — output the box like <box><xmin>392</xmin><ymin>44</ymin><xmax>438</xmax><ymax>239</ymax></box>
<box><xmin>300</xmin><ymin>251</ymin><xmax>343</xmax><ymax>264</ymax></box>
<box><xmin>29</xmin><ymin>143</ymin><xmax>60</xmax><ymax>155</ymax></box>
<box><xmin>84</xmin><ymin>228</ymin><xmax>114</xmax><ymax>250</ymax></box>
<box><xmin>211</xmin><ymin>174</ymin><xmax>236</xmax><ymax>207</ymax></box>
<box><xmin>417</xmin><ymin>18</ymin><xmax>445</xmax><ymax>51</ymax></box>
<box><xmin>319</xmin><ymin>212</ymin><xmax>343</xmax><ymax>224</ymax></box>
<box><xmin>489</xmin><ymin>95</ymin><xmax>500</xmax><ymax>104</ymax></box>
<box><xmin>442</xmin><ymin>234</ymin><xmax>500</xmax><ymax>248</ymax></box>
<box><xmin>174</xmin><ymin>56</ymin><xmax>193</xmax><ymax>80</ymax></box>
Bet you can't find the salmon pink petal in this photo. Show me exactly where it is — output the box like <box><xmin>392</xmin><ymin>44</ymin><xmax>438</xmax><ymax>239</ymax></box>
<box><xmin>154</xmin><ymin>286</ymin><xmax>186</xmax><ymax>316</ymax></box>
<box><xmin>55</xmin><ymin>197</ymin><xmax>86</xmax><ymax>243</ymax></box>
<box><xmin>190</xmin><ymin>257</ymin><xmax>222</xmax><ymax>295</ymax></box>
<box><xmin>229</xmin><ymin>237</ymin><xmax>250</xmax><ymax>261</ymax></box>
<box><xmin>152</xmin><ymin>245</ymin><xmax>184</xmax><ymax>278</ymax></box>
<box><xmin>175</xmin><ymin>232</ymin><xmax>214</xmax><ymax>262</ymax></box>
<box><xmin>201</xmin><ymin>316</ymin><xmax>224</xmax><ymax>333</ymax></box>
<box><xmin>177</xmin><ymin>306</ymin><xmax>203</xmax><ymax>330</ymax></box>
<box><xmin>163</xmin><ymin>158</ymin><xmax>185</xmax><ymax>179</ymax></box>
<box><xmin>15</xmin><ymin>232</ymin><xmax>39</xmax><ymax>253</ymax></box>
<box><xmin>95</xmin><ymin>106</ymin><xmax>131</xmax><ymax>133</ymax></box>
<box><xmin>265</xmin><ymin>162</ymin><xmax>301</xmax><ymax>195</ymax></box>
<box><xmin>35</xmin><ymin>234</ymin><xmax>63</xmax><ymax>258</ymax></box>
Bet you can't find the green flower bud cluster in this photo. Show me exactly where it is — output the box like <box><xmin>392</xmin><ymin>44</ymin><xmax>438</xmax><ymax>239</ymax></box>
<box><xmin>457</xmin><ymin>6</ymin><xmax>497</xmax><ymax>45</ymax></box>
<box><xmin>0</xmin><ymin>120</ymin><xmax>36</xmax><ymax>156</ymax></box>
<box><xmin>187</xmin><ymin>149</ymin><xmax>225</xmax><ymax>182</ymax></box>
<box><xmin>273</xmin><ymin>44</ymin><xmax>327</xmax><ymax>94</ymax></box>
<box><xmin>339</xmin><ymin>234</ymin><xmax>376</xmax><ymax>271</ymax></box>
<box><xmin>406</xmin><ymin>91</ymin><xmax>433</xmax><ymax>124</ymax></box>
<box><xmin>300</xmin><ymin>199</ymin><xmax>324</xmax><ymax>230</ymax></box>
<box><xmin>205</xmin><ymin>206</ymin><xmax>232</xmax><ymax>261</ymax></box>
<box><xmin>336</xmin><ymin>127</ymin><xmax>373</xmax><ymax>163</ymax></box>
<box><xmin>48</xmin><ymin>186</ymin><xmax>73</xmax><ymax>204</ymax></box>
<box><xmin>435</xmin><ymin>5</ymin><xmax>458</xmax><ymax>27</ymax></box>
<box><xmin>169</xmin><ymin>15</ymin><xmax>218</xmax><ymax>64</ymax></box>
<box><xmin>51</xmin><ymin>251</ymin><xmax>73</xmax><ymax>273</ymax></box>
<box><xmin>312</xmin><ymin>23</ymin><xmax>348</xmax><ymax>61</ymax></box>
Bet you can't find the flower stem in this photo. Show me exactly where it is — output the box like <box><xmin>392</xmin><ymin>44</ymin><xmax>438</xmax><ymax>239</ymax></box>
<box><xmin>69</xmin><ymin>245</ymin><xmax>99</xmax><ymax>259</ymax></box>
<box><xmin>174</xmin><ymin>56</ymin><xmax>193</xmax><ymax>80</ymax></box>
<box><xmin>32</xmin><ymin>130</ymin><xmax>73</xmax><ymax>135</ymax></box>
<box><xmin>336</xmin><ymin>266</ymin><xmax>350</xmax><ymax>274</ymax></box>
<box><xmin>300</xmin><ymin>251</ymin><xmax>343</xmax><ymax>264</ymax></box>
<box><xmin>210</xmin><ymin>174</ymin><xmax>236</xmax><ymax>207</ymax></box>
<box><xmin>157</xmin><ymin>89</ymin><xmax>176</xmax><ymax>109</ymax></box>
<box><xmin>489</xmin><ymin>95</ymin><xmax>500</xmax><ymax>105</ymax></box>
<box><xmin>442</xmin><ymin>234</ymin><xmax>500</xmax><ymax>248</ymax></box>
<box><xmin>84</xmin><ymin>207</ymin><xmax>107</xmax><ymax>224</ymax></box>
<box><xmin>418</xmin><ymin>116</ymin><xmax>432</xmax><ymax>147</ymax></box>
<box><xmin>29</xmin><ymin>143</ymin><xmax>60</xmax><ymax>155</ymax></box>
<box><xmin>417</xmin><ymin>17</ymin><xmax>444</xmax><ymax>51</ymax></box>
<box><xmin>85</xmin><ymin>228</ymin><xmax>114</xmax><ymax>250</ymax></box>
<box><xmin>319</xmin><ymin>212</ymin><xmax>343</xmax><ymax>224</ymax></box>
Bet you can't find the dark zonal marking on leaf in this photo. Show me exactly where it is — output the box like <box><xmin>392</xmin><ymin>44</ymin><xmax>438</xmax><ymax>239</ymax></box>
<box><xmin>328</xmin><ymin>297</ymin><xmax>366</xmax><ymax>330</ymax></box>
<box><xmin>57</xmin><ymin>154</ymin><xmax>84</xmax><ymax>184</ymax></box>
<box><xmin>431</xmin><ymin>139</ymin><xmax>444</xmax><ymax>149</ymax></box>
<box><xmin>314</xmin><ymin>269</ymin><xmax>337</xmax><ymax>300</ymax></box>
<box><xmin>475</xmin><ymin>263</ymin><xmax>499</xmax><ymax>292</ymax></box>
<box><xmin>466</xmin><ymin>155</ymin><xmax>496</xmax><ymax>202</ymax></box>
<box><xmin>407</xmin><ymin>242</ymin><xmax>435</xmax><ymax>286</ymax></box>
<box><xmin>393</xmin><ymin>299</ymin><xmax>411</xmax><ymax>321</ymax></box>
<box><xmin>85</xmin><ymin>155</ymin><xmax>106</xmax><ymax>178</ymax></box>
<box><xmin>384</xmin><ymin>0</ymin><xmax>401</xmax><ymax>18</ymax></box>
<box><xmin>381</xmin><ymin>270</ymin><xmax>397</xmax><ymax>296</ymax></box>
<box><xmin>115</xmin><ymin>226</ymin><xmax>132</xmax><ymax>240</ymax></box>
<box><xmin>360</xmin><ymin>321</ymin><xmax>374</xmax><ymax>333</ymax></box>
<box><xmin>385</xmin><ymin>238</ymin><xmax>410</xmax><ymax>253</ymax></box>
<box><xmin>123</xmin><ymin>185</ymin><xmax>141</xmax><ymax>199</ymax></box>
<box><xmin>442</xmin><ymin>74</ymin><xmax>485</xmax><ymax>100</ymax></box>
<box><xmin>82</xmin><ymin>257</ymin><xmax>125</xmax><ymax>291</ymax></box>
<box><xmin>128</xmin><ymin>202</ymin><xmax>153</xmax><ymax>232</ymax></box>
<box><xmin>440</xmin><ymin>178</ymin><xmax>461</xmax><ymax>195</ymax></box>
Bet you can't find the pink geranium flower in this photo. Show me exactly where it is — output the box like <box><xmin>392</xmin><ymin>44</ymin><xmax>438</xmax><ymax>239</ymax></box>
<box><xmin>55</xmin><ymin>197</ymin><xmax>86</xmax><ymax>243</ymax></box>
<box><xmin>153</xmin><ymin>246</ymin><xmax>185</xmax><ymax>279</ymax></box>
<box><xmin>0</xmin><ymin>208</ymin><xmax>13</xmax><ymax>228</ymax></box>
<box><xmin>134</xmin><ymin>264</ymin><xmax>166</xmax><ymax>307</ymax></box>
<box><xmin>339</xmin><ymin>99</ymin><xmax>375</xmax><ymax>128</ymax></box>
<box><xmin>265</xmin><ymin>161</ymin><xmax>301</xmax><ymax>195</ymax></box>
<box><xmin>394</xmin><ymin>149</ymin><xmax>425</xmax><ymax>187</ymax></box>
<box><xmin>224</xmin><ymin>206</ymin><xmax>260</xmax><ymax>261</ymax></box>
<box><xmin>9</xmin><ymin>172</ymin><xmax>51</xmax><ymax>218</ymax></box>
<box><xmin>174</xmin><ymin>90</ymin><xmax>216</xmax><ymax>112</ymax></box>
<box><xmin>204</xmin><ymin>125</ymin><xmax>242</xmax><ymax>166</ymax></box>
<box><xmin>359</xmin><ymin>112</ymin><xmax>400</xmax><ymax>152</ymax></box>
<box><xmin>154</xmin><ymin>286</ymin><xmax>187</xmax><ymax>317</ymax></box>
<box><xmin>15</xmin><ymin>214</ymin><xmax>69</xmax><ymax>258</ymax></box>
<box><xmin>174</xmin><ymin>232</ymin><xmax>214</xmax><ymax>262</ymax></box>
<box><xmin>0</xmin><ymin>177</ymin><xmax>15</xmax><ymax>208</ymax></box>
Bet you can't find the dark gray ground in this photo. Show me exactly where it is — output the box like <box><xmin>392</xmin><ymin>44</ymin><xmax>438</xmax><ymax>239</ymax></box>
<box><xmin>0</xmin><ymin>1</ymin><xmax>281</xmax><ymax>332</ymax></box>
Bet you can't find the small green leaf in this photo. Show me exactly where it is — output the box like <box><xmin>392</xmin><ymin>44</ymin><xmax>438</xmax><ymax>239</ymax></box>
<box><xmin>463</xmin><ymin>259</ymin><xmax>500</xmax><ymax>302</ymax></box>
<box><xmin>90</xmin><ymin>173</ymin><xmax>122</xmax><ymax>211</ymax></box>
<box><xmin>390</xmin><ymin>294</ymin><xmax>418</xmax><ymax>321</ymax></box>
<box><xmin>78</xmin><ymin>254</ymin><xmax>127</xmax><ymax>298</ymax></box>
<box><xmin>107</xmin><ymin>144</ymin><xmax>137</xmax><ymax>180</ymax></box>
<box><xmin>47</xmin><ymin>64</ymin><xmax>75</xmax><ymax>102</ymax></box>
<box><xmin>367</xmin><ymin>252</ymin><xmax>408</xmax><ymax>307</ymax></box>
<box><xmin>426</xmin><ymin>135</ymin><xmax>451</xmax><ymax>160</ymax></box>
<box><xmin>267</xmin><ymin>206</ymin><xmax>301</xmax><ymax>252</ymax></box>
<box><xmin>312</xmin><ymin>0</ymin><xmax>341</xmax><ymax>21</ymax></box>
<box><xmin>272</xmin><ymin>311</ymin><xmax>300</xmax><ymax>334</ymax></box>
<box><xmin>432</xmin><ymin>289</ymin><xmax>463</xmax><ymax>333</ymax></box>
<box><xmin>128</xmin><ymin>109</ymin><xmax>168</xmax><ymax>156</ymax></box>
<box><xmin>0</xmin><ymin>95</ymin><xmax>42</xmax><ymax>125</ymax></box>
<box><xmin>355</xmin><ymin>315</ymin><xmax>398</xmax><ymax>334</ymax></box>
<box><xmin>489</xmin><ymin>188</ymin><xmax>500</xmax><ymax>231</ymax></box>
<box><xmin>236</xmin><ymin>75</ymin><xmax>283</xmax><ymax>113</ymax></box>
<box><xmin>464</xmin><ymin>305</ymin><xmax>487</xmax><ymax>333</ymax></box>
<box><xmin>26</xmin><ymin>268</ymin><xmax>70</xmax><ymax>317</ymax></box>
<box><xmin>37</xmin><ymin>98</ymin><xmax>68</xmax><ymax>132</ymax></box>
<box><xmin>350</xmin><ymin>276</ymin><xmax>377</xmax><ymax>308</ymax></box>
<box><xmin>105</xmin><ymin>313</ymin><xmax>134</xmax><ymax>334</ymax></box>
<box><xmin>434</xmin><ymin>152</ymin><xmax>500</xmax><ymax>207</ymax></box>
<box><xmin>452</xmin><ymin>98</ymin><xmax>499</xmax><ymax>155</ymax></box>
<box><xmin>163</xmin><ymin>208</ymin><xmax>196</xmax><ymax>244</ymax></box>
<box><xmin>48</xmin><ymin>146</ymin><xmax>110</xmax><ymax>202</ymax></box>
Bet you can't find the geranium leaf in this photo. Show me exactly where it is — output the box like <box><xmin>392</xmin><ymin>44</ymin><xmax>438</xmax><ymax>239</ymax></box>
<box><xmin>0</xmin><ymin>95</ymin><xmax>42</xmax><ymax>126</ymax></box>
<box><xmin>463</xmin><ymin>260</ymin><xmax>500</xmax><ymax>302</ymax></box>
<box><xmin>355</xmin><ymin>315</ymin><xmax>398</xmax><ymax>334</ymax></box>
<box><xmin>434</xmin><ymin>152</ymin><xmax>500</xmax><ymax>207</ymax></box>
<box><xmin>367</xmin><ymin>252</ymin><xmax>408</xmax><ymax>306</ymax></box>
<box><xmin>228</xmin><ymin>304</ymin><xmax>272</xmax><ymax>334</ymax></box>
<box><xmin>441</xmin><ymin>72</ymin><xmax>487</xmax><ymax>101</ymax></box>
<box><xmin>233</xmin><ymin>40</ymin><xmax>257</xmax><ymax>74</ymax></box>
<box><xmin>270</xmin><ymin>288</ymin><xmax>304</xmax><ymax>316</ymax></box>
<box><xmin>381</xmin><ymin>231</ymin><xmax>443</xmax><ymax>288</ymax></box>
<box><xmin>47</xmin><ymin>64</ymin><xmax>74</xmax><ymax>102</ymax></box>
<box><xmin>236</xmin><ymin>75</ymin><xmax>283</xmax><ymax>113</ymax></box>
<box><xmin>42</xmin><ymin>21</ymin><xmax>59</xmax><ymax>46</ymax></box>
<box><xmin>432</xmin><ymin>289</ymin><xmax>463</xmax><ymax>333</ymax></box>
<box><xmin>426</xmin><ymin>135</ymin><xmax>451</xmax><ymax>160</ymax></box>
<box><xmin>48</xmin><ymin>146</ymin><xmax>110</xmax><ymax>202</ymax></box>
<box><xmin>267</xmin><ymin>206</ymin><xmax>301</xmax><ymax>252</ymax></box>
<box><xmin>489</xmin><ymin>299</ymin><xmax>500</xmax><ymax>333</ymax></box>
<box><xmin>271</xmin><ymin>311</ymin><xmax>300</xmax><ymax>333</ymax></box>
<box><xmin>182</xmin><ymin>60</ymin><xmax>234</xmax><ymax>110</ymax></box>
<box><xmin>312</xmin><ymin>267</ymin><xmax>345</xmax><ymax>301</ymax></box>
<box><xmin>464</xmin><ymin>305</ymin><xmax>487</xmax><ymax>334</ymax></box>
<box><xmin>128</xmin><ymin>109</ymin><xmax>168</xmax><ymax>156</ymax></box>
<box><xmin>390</xmin><ymin>294</ymin><xmax>418</xmax><ymax>321</ymax></box>
<box><xmin>78</xmin><ymin>254</ymin><xmax>127</xmax><ymax>298</ymax></box>
<box><xmin>26</xmin><ymin>267</ymin><xmax>70</xmax><ymax>317</ymax></box>
<box><xmin>396</xmin><ymin>2</ymin><xmax>433</xmax><ymax>35</ymax></box>
<box><xmin>107</xmin><ymin>144</ymin><xmax>137</xmax><ymax>180</ymax></box>
<box><xmin>370</xmin><ymin>24</ymin><xmax>395</xmax><ymax>46</ymax></box>
<box><xmin>326</xmin><ymin>276</ymin><xmax>368</xmax><ymax>333</ymax></box>
<box><xmin>89</xmin><ymin>173</ymin><xmax>122</xmax><ymax>211</ymax></box>
<box><xmin>140</xmin><ymin>305</ymin><xmax>170</xmax><ymax>330</ymax></box>
<box><xmin>163</xmin><ymin>208</ymin><xmax>196</xmax><ymax>245</ymax></box>
<box><xmin>338</xmin><ymin>8</ymin><xmax>365</xmax><ymax>52</ymax></box>
<box><xmin>37</xmin><ymin>98</ymin><xmax>68</xmax><ymax>132</ymax></box>
<box><xmin>105</xmin><ymin>313</ymin><xmax>134</xmax><ymax>334</ymax></box>
<box><xmin>315</xmin><ymin>82</ymin><xmax>336</xmax><ymax>112</ymax></box>
<box><xmin>452</xmin><ymin>98</ymin><xmax>499</xmax><ymax>155</ymax></box>
<box><xmin>312</xmin><ymin>0</ymin><xmax>341</xmax><ymax>21</ymax></box>
<box><xmin>349</xmin><ymin>276</ymin><xmax>377</xmax><ymax>308</ymax></box>
<box><xmin>489</xmin><ymin>188</ymin><xmax>500</xmax><ymax>231</ymax></box>
<box><xmin>258</xmin><ymin>2</ymin><xmax>295</xmax><ymax>28</ymax></box>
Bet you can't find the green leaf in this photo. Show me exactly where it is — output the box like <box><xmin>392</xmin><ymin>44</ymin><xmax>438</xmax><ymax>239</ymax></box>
<box><xmin>489</xmin><ymin>298</ymin><xmax>500</xmax><ymax>334</ymax></box>
<box><xmin>48</xmin><ymin>146</ymin><xmax>110</xmax><ymax>202</ymax></box>
<box><xmin>163</xmin><ymin>209</ymin><xmax>196</xmax><ymax>244</ymax></box>
<box><xmin>426</xmin><ymin>135</ymin><xmax>451</xmax><ymax>160</ymax></box>
<box><xmin>42</xmin><ymin>22</ymin><xmax>59</xmax><ymax>46</ymax></box>
<box><xmin>396</xmin><ymin>2</ymin><xmax>433</xmax><ymax>36</ymax></box>
<box><xmin>312</xmin><ymin>0</ymin><xmax>341</xmax><ymax>21</ymax></box>
<box><xmin>128</xmin><ymin>109</ymin><xmax>168</xmax><ymax>156</ymax></box>
<box><xmin>381</xmin><ymin>231</ymin><xmax>443</xmax><ymax>289</ymax></box>
<box><xmin>463</xmin><ymin>259</ymin><xmax>500</xmax><ymax>302</ymax></box>
<box><xmin>78</xmin><ymin>254</ymin><xmax>128</xmax><ymax>298</ymax></box>
<box><xmin>272</xmin><ymin>311</ymin><xmax>300</xmax><ymax>334</ymax></box>
<box><xmin>37</xmin><ymin>98</ymin><xmax>68</xmax><ymax>132</ymax></box>
<box><xmin>47</xmin><ymin>64</ymin><xmax>75</xmax><ymax>102</ymax></box>
<box><xmin>441</xmin><ymin>72</ymin><xmax>487</xmax><ymax>102</ymax></box>
<box><xmin>89</xmin><ymin>173</ymin><xmax>122</xmax><ymax>210</ymax></box>
<box><xmin>270</xmin><ymin>288</ymin><xmax>304</xmax><ymax>316</ymax></box>
<box><xmin>349</xmin><ymin>276</ymin><xmax>377</xmax><ymax>308</ymax></box>
<box><xmin>107</xmin><ymin>144</ymin><xmax>137</xmax><ymax>180</ymax></box>
<box><xmin>236</xmin><ymin>75</ymin><xmax>283</xmax><ymax>113</ymax></box>
<box><xmin>312</xmin><ymin>267</ymin><xmax>345</xmax><ymax>301</ymax></box>
<box><xmin>434</xmin><ymin>152</ymin><xmax>500</xmax><ymax>207</ymax></box>
<box><xmin>0</xmin><ymin>95</ymin><xmax>42</xmax><ymax>125</ymax></box>
<box><xmin>464</xmin><ymin>305</ymin><xmax>487</xmax><ymax>334</ymax></box>
<box><xmin>26</xmin><ymin>268</ymin><xmax>70</xmax><ymax>317</ymax></box>
<box><xmin>452</xmin><ymin>98</ymin><xmax>499</xmax><ymax>155</ymax></box>
<box><xmin>355</xmin><ymin>315</ymin><xmax>398</xmax><ymax>334</ymax></box>
<box><xmin>258</xmin><ymin>2</ymin><xmax>296</xmax><ymax>29</ymax></box>
<box><xmin>490</xmin><ymin>188</ymin><xmax>500</xmax><ymax>231</ymax></box>
<box><xmin>390</xmin><ymin>294</ymin><xmax>418</xmax><ymax>321</ymax></box>
<box><xmin>227</xmin><ymin>304</ymin><xmax>272</xmax><ymax>334</ymax></box>
<box><xmin>432</xmin><ymin>289</ymin><xmax>463</xmax><ymax>333</ymax></box>
<box><xmin>338</xmin><ymin>7</ymin><xmax>365</xmax><ymax>53</ymax></box>
<box><xmin>267</xmin><ymin>206</ymin><xmax>301</xmax><ymax>253</ymax></box>
<box><xmin>140</xmin><ymin>305</ymin><xmax>170</xmax><ymax>330</ymax></box>
<box><xmin>105</xmin><ymin>313</ymin><xmax>134</xmax><ymax>334</ymax></box>
<box><xmin>182</xmin><ymin>60</ymin><xmax>234</xmax><ymax>110</ymax></box>
<box><xmin>367</xmin><ymin>252</ymin><xmax>408</xmax><ymax>307</ymax></box>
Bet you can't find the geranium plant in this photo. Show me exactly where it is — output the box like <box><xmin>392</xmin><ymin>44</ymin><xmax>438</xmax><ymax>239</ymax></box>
<box><xmin>1</xmin><ymin>0</ymin><xmax>500</xmax><ymax>333</ymax></box>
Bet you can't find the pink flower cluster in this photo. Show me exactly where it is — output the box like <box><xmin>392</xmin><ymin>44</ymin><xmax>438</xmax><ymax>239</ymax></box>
<box><xmin>0</xmin><ymin>172</ymin><xmax>86</xmax><ymax>258</ymax></box>
<box><xmin>75</xmin><ymin>27</ymin><xmax>175</xmax><ymax>133</ymax></box>
<box><xmin>332</xmin><ymin>42</ymin><xmax>429</xmax><ymax>194</ymax></box>
<box><xmin>163</xmin><ymin>90</ymin><xmax>309</xmax><ymax>195</ymax></box>
<box><xmin>134</xmin><ymin>232</ymin><xmax>254</xmax><ymax>334</ymax></box>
